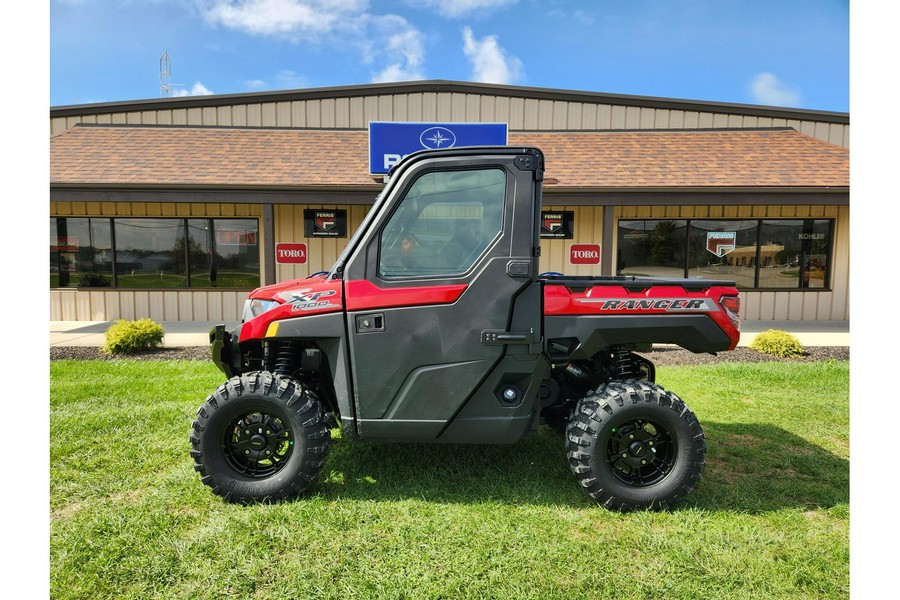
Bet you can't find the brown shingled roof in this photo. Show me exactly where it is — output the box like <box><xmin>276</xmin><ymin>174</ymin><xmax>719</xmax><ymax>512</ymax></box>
<box><xmin>50</xmin><ymin>125</ymin><xmax>374</xmax><ymax>189</ymax></box>
<box><xmin>510</xmin><ymin>129</ymin><xmax>848</xmax><ymax>189</ymax></box>
<box><xmin>51</xmin><ymin>124</ymin><xmax>848</xmax><ymax>190</ymax></box>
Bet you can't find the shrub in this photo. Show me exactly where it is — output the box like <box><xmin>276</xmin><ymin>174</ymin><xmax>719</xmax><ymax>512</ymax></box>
<box><xmin>749</xmin><ymin>329</ymin><xmax>805</xmax><ymax>358</ymax></box>
<box><xmin>102</xmin><ymin>319</ymin><xmax>165</xmax><ymax>355</ymax></box>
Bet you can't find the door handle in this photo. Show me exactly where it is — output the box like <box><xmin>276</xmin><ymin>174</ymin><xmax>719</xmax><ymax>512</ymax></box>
<box><xmin>481</xmin><ymin>329</ymin><xmax>536</xmax><ymax>345</ymax></box>
<box><xmin>355</xmin><ymin>313</ymin><xmax>385</xmax><ymax>333</ymax></box>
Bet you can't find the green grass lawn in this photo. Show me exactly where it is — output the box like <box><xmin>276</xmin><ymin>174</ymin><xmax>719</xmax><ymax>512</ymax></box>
<box><xmin>50</xmin><ymin>359</ymin><xmax>849</xmax><ymax>599</ymax></box>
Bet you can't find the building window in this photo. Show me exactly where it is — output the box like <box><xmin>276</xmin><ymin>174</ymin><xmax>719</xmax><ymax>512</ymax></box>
<box><xmin>617</xmin><ymin>218</ymin><xmax>834</xmax><ymax>290</ymax></box>
<box><xmin>688</xmin><ymin>220</ymin><xmax>760</xmax><ymax>288</ymax></box>
<box><xmin>758</xmin><ymin>219</ymin><xmax>832</xmax><ymax>289</ymax></box>
<box><xmin>50</xmin><ymin>217</ymin><xmax>259</xmax><ymax>289</ymax></box>
<box><xmin>616</xmin><ymin>220</ymin><xmax>687</xmax><ymax>278</ymax></box>
<box><xmin>50</xmin><ymin>217</ymin><xmax>114</xmax><ymax>288</ymax></box>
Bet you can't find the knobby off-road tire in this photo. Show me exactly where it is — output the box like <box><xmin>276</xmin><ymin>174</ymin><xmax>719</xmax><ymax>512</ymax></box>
<box><xmin>566</xmin><ymin>379</ymin><xmax>706</xmax><ymax>511</ymax></box>
<box><xmin>190</xmin><ymin>371</ymin><xmax>330</xmax><ymax>504</ymax></box>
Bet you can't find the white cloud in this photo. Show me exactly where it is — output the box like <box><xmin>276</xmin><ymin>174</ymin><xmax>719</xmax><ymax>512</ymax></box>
<box><xmin>197</xmin><ymin>0</ymin><xmax>369</xmax><ymax>40</ymax></box>
<box><xmin>172</xmin><ymin>82</ymin><xmax>215</xmax><ymax>96</ymax></box>
<box><xmin>749</xmin><ymin>72</ymin><xmax>801</xmax><ymax>107</ymax></box>
<box><xmin>462</xmin><ymin>26</ymin><xmax>522</xmax><ymax>85</ymax></box>
<box><xmin>275</xmin><ymin>70</ymin><xmax>308</xmax><ymax>88</ymax></box>
<box><xmin>372</xmin><ymin>63</ymin><xmax>422</xmax><ymax>83</ymax></box>
<box><xmin>197</xmin><ymin>1</ymin><xmax>426</xmax><ymax>85</ymax></box>
<box><xmin>366</xmin><ymin>14</ymin><xmax>425</xmax><ymax>82</ymax></box>
<box><xmin>414</xmin><ymin>0</ymin><xmax>518</xmax><ymax>18</ymax></box>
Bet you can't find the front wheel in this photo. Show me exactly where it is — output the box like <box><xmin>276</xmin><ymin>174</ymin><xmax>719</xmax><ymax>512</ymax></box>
<box><xmin>190</xmin><ymin>371</ymin><xmax>330</xmax><ymax>504</ymax></box>
<box><xmin>565</xmin><ymin>380</ymin><xmax>706</xmax><ymax>511</ymax></box>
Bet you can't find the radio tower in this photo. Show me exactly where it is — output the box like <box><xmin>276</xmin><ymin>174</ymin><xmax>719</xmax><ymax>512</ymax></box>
<box><xmin>160</xmin><ymin>51</ymin><xmax>172</xmax><ymax>98</ymax></box>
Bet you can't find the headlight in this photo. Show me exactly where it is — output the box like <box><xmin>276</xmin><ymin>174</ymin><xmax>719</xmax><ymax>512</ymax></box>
<box><xmin>242</xmin><ymin>298</ymin><xmax>280</xmax><ymax>322</ymax></box>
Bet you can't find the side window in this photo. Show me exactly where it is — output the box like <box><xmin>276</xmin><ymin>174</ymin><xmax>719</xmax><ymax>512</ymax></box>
<box><xmin>379</xmin><ymin>168</ymin><xmax>506</xmax><ymax>278</ymax></box>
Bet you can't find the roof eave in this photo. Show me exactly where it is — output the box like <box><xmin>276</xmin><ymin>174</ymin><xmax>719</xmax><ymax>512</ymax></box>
<box><xmin>50</xmin><ymin>79</ymin><xmax>850</xmax><ymax>124</ymax></box>
<box><xmin>545</xmin><ymin>186</ymin><xmax>850</xmax><ymax>193</ymax></box>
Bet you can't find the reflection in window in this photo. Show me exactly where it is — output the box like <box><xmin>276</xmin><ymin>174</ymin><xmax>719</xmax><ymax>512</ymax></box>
<box><xmin>50</xmin><ymin>217</ymin><xmax>259</xmax><ymax>289</ymax></box>
<box><xmin>616</xmin><ymin>218</ymin><xmax>834</xmax><ymax>290</ymax></box>
<box><xmin>50</xmin><ymin>217</ymin><xmax>113</xmax><ymax>288</ymax></box>
<box><xmin>115</xmin><ymin>218</ymin><xmax>187</xmax><ymax>288</ymax></box>
<box><xmin>380</xmin><ymin>169</ymin><xmax>506</xmax><ymax>278</ymax></box>
<box><xmin>617</xmin><ymin>220</ymin><xmax>687</xmax><ymax>278</ymax></box>
<box><xmin>688</xmin><ymin>220</ymin><xmax>759</xmax><ymax>288</ymax></box>
<box><xmin>759</xmin><ymin>220</ymin><xmax>832</xmax><ymax>289</ymax></box>
<box><xmin>209</xmin><ymin>220</ymin><xmax>261</xmax><ymax>288</ymax></box>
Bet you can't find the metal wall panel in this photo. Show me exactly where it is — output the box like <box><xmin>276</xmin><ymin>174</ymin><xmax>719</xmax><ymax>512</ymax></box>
<box><xmin>273</xmin><ymin>204</ymin><xmax>370</xmax><ymax>281</ymax></box>
<box><xmin>537</xmin><ymin>205</ymin><xmax>604</xmax><ymax>277</ymax></box>
<box><xmin>50</xmin><ymin>89</ymin><xmax>850</xmax><ymax>322</ymax></box>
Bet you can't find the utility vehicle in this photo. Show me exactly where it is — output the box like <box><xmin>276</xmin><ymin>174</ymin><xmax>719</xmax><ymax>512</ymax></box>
<box><xmin>190</xmin><ymin>146</ymin><xmax>741</xmax><ymax>511</ymax></box>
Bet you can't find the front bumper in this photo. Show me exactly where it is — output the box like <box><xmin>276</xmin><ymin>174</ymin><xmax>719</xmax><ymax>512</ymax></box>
<box><xmin>210</xmin><ymin>324</ymin><xmax>240</xmax><ymax>378</ymax></box>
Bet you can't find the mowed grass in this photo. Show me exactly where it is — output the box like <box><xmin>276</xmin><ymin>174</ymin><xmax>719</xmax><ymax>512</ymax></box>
<box><xmin>50</xmin><ymin>359</ymin><xmax>849</xmax><ymax>599</ymax></box>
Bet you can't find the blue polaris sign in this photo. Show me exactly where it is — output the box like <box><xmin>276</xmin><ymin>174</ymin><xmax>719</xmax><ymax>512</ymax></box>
<box><xmin>369</xmin><ymin>122</ymin><xmax>508</xmax><ymax>175</ymax></box>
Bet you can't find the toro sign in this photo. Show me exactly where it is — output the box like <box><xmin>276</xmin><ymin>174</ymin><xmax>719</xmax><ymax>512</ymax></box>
<box><xmin>276</xmin><ymin>243</ymin><xmax>308</xmax><ymax>264</ymax></box>
<box><xmin>570</xmin><ymin>244</ymin><xmax>600</xmax><ymax>265</ymax></box>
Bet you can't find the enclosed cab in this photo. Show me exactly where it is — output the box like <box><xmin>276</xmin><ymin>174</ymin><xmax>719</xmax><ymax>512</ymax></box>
<box><xmin>192</xmin><ymin>146</ymin><xmax>740</xmax><ymax>511</ymax></box>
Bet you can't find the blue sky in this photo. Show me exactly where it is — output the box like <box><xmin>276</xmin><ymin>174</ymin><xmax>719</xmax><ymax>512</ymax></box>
<box><xmin>49</xmin><ymin>0</ymin><xmax>849</xmax><ymax>111</ymax></box>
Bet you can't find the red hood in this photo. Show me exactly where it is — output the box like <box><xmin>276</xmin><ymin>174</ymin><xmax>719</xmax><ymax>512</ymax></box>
<box><xmin>248</xmin><ymin>275</ymin><xmax>331</xmax><ymax>301</ymax></box>
<box><xmin>239</xmin><ymin>275</ymin><xmax>343</xmax><ymax>342</ymax></box>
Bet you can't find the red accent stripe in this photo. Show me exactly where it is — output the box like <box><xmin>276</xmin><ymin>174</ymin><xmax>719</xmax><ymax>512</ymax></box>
<box><xmin>345</xmin><ymin>280</ymin><xmax>467</xmax><ymax>311</ymax></box>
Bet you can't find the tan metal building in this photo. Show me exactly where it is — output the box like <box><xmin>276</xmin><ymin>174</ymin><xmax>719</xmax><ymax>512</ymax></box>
<box><xmin>50</xmin><ymin>80</ymin><xmax>849</xmax><ymax>323</ymax></box>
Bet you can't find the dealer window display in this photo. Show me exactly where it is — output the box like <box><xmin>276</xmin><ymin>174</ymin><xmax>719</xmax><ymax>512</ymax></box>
<box><xmin>617</xmin><ymin>218</ymin><xmax>834</xmax><ymax>290</ymax></box>
<box><xmin>50</xmin><ymin>217</ymin><xmax>260</xmax><ymax>289</ymax></box>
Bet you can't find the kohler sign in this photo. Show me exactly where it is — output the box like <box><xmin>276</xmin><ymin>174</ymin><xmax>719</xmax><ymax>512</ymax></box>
<box><xmin>369</xmin><ymin>122</ymin><xmax>508</xmax><ymax>175</ymax></box>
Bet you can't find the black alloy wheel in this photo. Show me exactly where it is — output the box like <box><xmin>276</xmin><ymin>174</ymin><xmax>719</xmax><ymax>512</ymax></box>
<box><xmin>566</xmin><ymin>379</ymin><xmax>706</xmax><ymax>511</ymax></box>
<box><xmin>605</xmin><ymin>418</ymin><xmax>676</xmax><ymax>487</ymax></box>
<box><xmin>190</xmin><ymin>371</ymin><xmax>330</xmax><ymax>504</ymax></box>
<box><xmin>223</xmin><ymin>410</ymin><xmax>294</xmax><ymax>478</ymax></box>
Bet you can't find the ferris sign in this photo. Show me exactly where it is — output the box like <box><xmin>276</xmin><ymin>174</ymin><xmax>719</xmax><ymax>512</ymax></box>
<box><xmin>570</xmin><ymin>244</ymin><xmax>600</xmax><ymax>265</ymax></box>
<box><xmin>275</xmin><ymin>243</ymin><xmax>308</xmax><ymax>264</ymax></box>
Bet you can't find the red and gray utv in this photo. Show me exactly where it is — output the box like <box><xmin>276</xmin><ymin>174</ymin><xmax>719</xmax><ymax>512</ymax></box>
<box><xmin>190</xmin><ymin>146</ymin><xmax>741</xmax><ymax>511</ymax></box>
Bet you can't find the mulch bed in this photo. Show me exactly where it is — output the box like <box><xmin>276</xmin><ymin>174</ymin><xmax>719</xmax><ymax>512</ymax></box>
<box><xmin>50</xmin><ymin>345</ymin><xmax>849</xmax><ymax>366</ymax></box>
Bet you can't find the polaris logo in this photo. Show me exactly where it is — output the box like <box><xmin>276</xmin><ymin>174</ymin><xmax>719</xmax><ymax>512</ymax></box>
<box><xmin>369</xmin><ymin>122</ymin><xmax>507</xmax><ymax>175</ymax></box>
<box><xmin>420</xmin><ymin>127</ymin><xmax>457</xmax><ymax>149</ymax></box>
<box><xmin>382</xmin><ymin>127</ymin><xmax>458</xmax><ymax>170</ymax></box>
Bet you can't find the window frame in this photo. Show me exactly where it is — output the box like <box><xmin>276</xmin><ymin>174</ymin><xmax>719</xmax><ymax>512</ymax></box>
<box><xmin>50</xmin><ymin>216</ymin><xmax>261</xmax><ymax>290</ymax></box>
<box><xmin>615</xmin><ymin>217</ymin><xmax>836</xmax><ymax>292</ymax></box>
<box><xmin>376</xmin><ymin>167</ymin><xmax>508</xmax><ymax>280</ymax></box>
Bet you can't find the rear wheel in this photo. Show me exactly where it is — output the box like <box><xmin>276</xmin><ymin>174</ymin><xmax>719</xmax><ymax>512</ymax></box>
<box><xmin>565</xmin><ymin>380</ymin><xmax>705</xmax><ymax>511</ymax></box>
<box><xmin>190</xmin><ymin>371</ymin><xmax>330</xmax><ymax>504</ymax></box>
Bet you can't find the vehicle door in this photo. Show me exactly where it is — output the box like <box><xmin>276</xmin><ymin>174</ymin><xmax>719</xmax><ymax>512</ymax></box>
<box><xmin>341</xmin><ymin>150</ymin><xmax>543</xmax><ymax>440</ymax></box>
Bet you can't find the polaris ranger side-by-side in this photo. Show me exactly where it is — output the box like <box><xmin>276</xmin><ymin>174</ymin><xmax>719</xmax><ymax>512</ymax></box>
<box><xmin>190</xmin><ymin>146</ymin><xmax>741</xmax><ymax>511</ymax></box>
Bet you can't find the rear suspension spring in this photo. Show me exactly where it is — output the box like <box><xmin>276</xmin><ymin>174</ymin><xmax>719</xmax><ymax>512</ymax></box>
<box><xmin>611</xmin><ymin>347</ymin><xmax>635</xmax><ymax>379</ymax></box>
